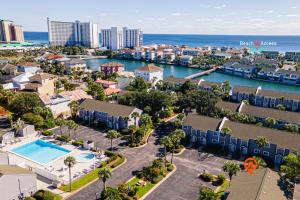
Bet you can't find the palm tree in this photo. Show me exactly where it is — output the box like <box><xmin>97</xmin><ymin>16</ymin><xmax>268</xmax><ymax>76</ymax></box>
<box><xmin>265</xmin><ymin>117</ymin><xmax>276</xmax><ymax>127</ymax></box>
<box><xmin>221</xmin><ymin>127</ymin><xmax>231</xmax><ymax>135</ymax></box>
<box><xmin>98</xmin><ymin>168</ymin><xmax>112</xmax><ymax>192</ymax></box>
<box><xmin>160</xmin><ymin>136</ymin><xmax>172</xmax><ymax>167</ymax></box>
<box><xmin>7</xmin><ymin>114</ymin><xmax>13</xmax><ymax>129</ymax></box>
<box><xmin>106</xmin><ymin>130</ymin><xmax>120</xmax><ymax>151</ymax></box>
<box><xmin>55</xmin><ymin>118</ymin><xmax>65</xmax><ymax>135</ymax></box>
<box><xmin>128</xmin><ymin>125</ymin><xmax>137</xmax><ymax>144</ymax></box>
<box><xmin>123</xmin><ymin>116</ymin><xmax>129</xmax><ymax>127</ymax></box>
<box><xmin>73</xmin><ymin>123</ymin><xmax>79</xmax><ymax>139</ymax></box>
<box><xmin>131</xmin><ymin>112</ymin><xmax>140</xmax><ymax>126</ymax></box>
<box><xmin>66</xmin><ymin>120</ymin><xmax>76</xmax><ymax>137</ymax></box>
<box><xmin>223</xmin><ymin>161</ymin><xmax>240</xmax><ymax>181</ymax></box>
<box><xmin>64</xmin><ymin>156</ymin><xmax>76</xmax><ymax>192</ymax></box>
<box><xmin>255</xmin><ymin>136</ymin><xmax>268</xmax><ymax>156</ymax></box>
<box><xmin>169</xmin><ymin>129</ymin><xmax>185</xmax><ymax>164</ymax></box>
<box><xmin>68</xmin><ymin>101</ymin><xmax>80</xmax><ymax>118</ymax></box>
<box><xmin>13</xmin><ymin>118</ymin><xmax>25</xmax><ymax>135</ymax></box>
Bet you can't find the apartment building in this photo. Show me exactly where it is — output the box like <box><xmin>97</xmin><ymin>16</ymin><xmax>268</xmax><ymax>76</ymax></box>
<box><xmin>0</xmin><ymin>19</ymin><xmax>24</xmax><ymax>42</ymax></box>
<box><xmin>79</xmin><ymin>99</ymin><xmax>142</xmax><ymax>130</ymax></box>
<box><xmin>101</xmin><ymin>27</ymin><xmax>143</xmax><ymax>50</ymax></box>
<box><xmin>47</xmin><ymin>18</ymin><xmax>99</xmax><ymax>48</ymax></box>
<box><xmin>220</xmin><ymin>62</ymin><xmax>257</xmax><ymax>78</ymax></box>
<box><xmin>182</xmin><ymin>114</ymin><xmax>300</xmax><ymax>164</ymax></box>
<box><xmin>231</xmin><ymin>86</ymin><xmax>259</xmax><ymax>102</ymax></box>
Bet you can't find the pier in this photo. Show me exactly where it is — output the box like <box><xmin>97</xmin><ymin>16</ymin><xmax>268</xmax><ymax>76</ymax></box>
<box><xmin>184</xmin><ymin>66</ymin><xmax>219</xmax><ymax>80</ymax></box>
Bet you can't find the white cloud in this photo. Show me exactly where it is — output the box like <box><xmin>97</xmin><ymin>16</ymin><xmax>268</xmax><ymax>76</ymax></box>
<box><xmin>287</xmin><ymin>14</ymin><xmax>300</xmax><ymax>17</ymax></box>
<box><xmin>98</xmin><ymin>13</ymin><xmax>108</xmax><ymax>17</ymax></box>
<box><xmin>265</xmin><ymin>10</ymin><xmax>274</xmax><ymax>14</ymax></box>
<box><xmin>171</xmin><ymin>12</ymin><xmax>190</xmax><ymax>17</ymax></box>
<box><xmin>215</xmin><ymin>4</ymin><xmax>226</xmax><ymax>9</ymax></box>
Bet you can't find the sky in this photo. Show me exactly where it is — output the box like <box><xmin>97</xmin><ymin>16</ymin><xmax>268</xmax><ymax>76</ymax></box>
<box><xmin>1</xmin><ymin>0</ymin><xmax>300</xmax><ymax>35</ymax></box>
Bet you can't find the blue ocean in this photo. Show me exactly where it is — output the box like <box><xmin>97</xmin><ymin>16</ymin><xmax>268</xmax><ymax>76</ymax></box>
<box><xmin>24</xmin><ymin>32</ymin><xmax>300</xmax><ymax>52</ymax></box>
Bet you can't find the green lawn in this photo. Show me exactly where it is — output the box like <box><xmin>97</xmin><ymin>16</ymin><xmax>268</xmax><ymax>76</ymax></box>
<box><xmin>126</xmin><ymin>177</ymin><xmax>155</xmax><ymax>198</ymax></box>
<box><xmin>60</xmin><ymin>155</ymin><xmax>125</xmax><ymax>192</ymax></box>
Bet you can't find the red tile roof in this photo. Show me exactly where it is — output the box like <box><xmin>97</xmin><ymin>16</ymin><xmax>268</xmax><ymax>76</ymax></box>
<box><xmin>136</xmin><ymin>64</ymin><xmax>163</xmax><ymax>72</ymax></box>
<box><xmin>104</xmin><ymin>88</ymin><xmax>121</xmax><ymax>96</ymax></box>
<box><xmin>101</xmin><ymin>62</ymin><xmax>124</xmax><ymax>68</ymax></box>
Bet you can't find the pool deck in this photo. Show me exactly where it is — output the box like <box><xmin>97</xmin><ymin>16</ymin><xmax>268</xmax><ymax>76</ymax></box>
<box><xmin>1</xmin><ymin>135</ymin><xmax>103</xmax><ymax>191</ymax></box>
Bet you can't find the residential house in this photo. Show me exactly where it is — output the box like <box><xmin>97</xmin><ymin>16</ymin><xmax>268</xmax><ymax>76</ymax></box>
<box><xmin>239</xmin><ymin>103</ymin><xmax>300</xmax><ymax>129</ymax></box>
<box><xmin>100</xmin><ymin>62</ymin><xmax>124</xmax><ymax>76</ymax></box>
<box><xmin>64</xmin><ymin>59</ymin><xmax>87</xmax><ymax>74</ymax></box>
<box><xmin>182</xmin><ymin>49</ymin><xmax>202</xmax><ymax>56</ymax></box>
<box><xmin>162</xmin><ymin>52</ymin><xmax>175</xmax><ymax>63</ymax></box>
<box><xmin>24</xmin><ymin>73</ymin><xmax>56</xmax><ymax>95</ymax></box>
<box><xmin>215</xmin><ymin>101</ymin><xmax>241</xmax><ymax>113</ymax></box>
<box><xmin>104</xmin><ymin>88</ymin><xmax>121</xmax><ymax>97</ymax></box>
<box><xmin>145</xmin><ymin>51</ymin><xmax>156</xmax><ymax>61</ymax></box>
<box><xmin>179</xmin><ymin>55</ymin><xmax>193</xmax><ymax>66</ymax></box>
<box><xmin>256</xmin><ymin>67</ymin><xmax>278</xmax><ymax>81</ymax></box>
<box><xmin>276</xmin><ymin>69</ymin><xmax>300</xmax><ymax>85</ymax></box>
<box><xmin>79</xmin><ymin>99</ymin><xmax>143</xmax><ymax>130</ymax></box>
<box><xmin>254</xmin><ymin>89</ymin><xmax>300</xmax><ymax>112</ymax></box>
<box><xmin>199</xmin><ymin>80</ymin><xmax>223</xmax><ymax>91</ymax></box>
<box><xmin>225</xmin><ymin>168</ymin><xmax>286</xmax><ymax>200</ymax></box>
<box><xmin>96</xmin><ymin>80</ymin><xmax>118</xmax><ymax>89</ymax></box>
<box><xmin>17</xmin><ymin>62</ymin><xmax>41</xmax><ymax>74</ymax></box>
<box><xmin>0</xmin><ymin>63</ymin><xmax>17</xmax><ymax>75</ymax></box>
<box><xmin>135</xmin><ymin>64</ymin><xmax>163</xmax><ymax>84</ymax></box>
<box><xmin>133</xmin><ymin>51</ymin><xmax>145</xmax><ymax>60</ymax></box>
<box><xmin>231</xmin><ymin>86</ymin><xmax>259</xmax><ymax>102</ymax></box>
<box><xmin>0</xmin><ymin>165</ymin><xmax>37</xmax><ymax>200</ymax></box>
<box><xmin>39</xmin><ymin>89</ymin><xmax>92</xmax><ymax>118</ymax></box>
<box><xmin>2</xmin><ymin>72</ymin><xmax>33</xmax><ymax>90</ymax></box>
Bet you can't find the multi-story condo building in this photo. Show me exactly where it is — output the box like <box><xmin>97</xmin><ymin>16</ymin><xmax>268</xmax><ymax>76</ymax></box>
<box><xmin>47</xmin><ymin>18</ymin><xmax>99</xmax><ymax>48</ymax></box>
<box><xmin>79</xmin><ymin>99</ymin><xmax>142</xmax><ymax>130</ymax></box>
<box><xmin>0</xmin><ymin>19</ymin><xmax>24</xmax><ymax>42</ymax></box>
<box><xmin>101</xmin><ymin>27</ymin><xmax>143</xmax><ymax>50</ymax></box>
<box><xmin>100</xmin><ymin>62</ymin><xmax>124</xmax><ymax>75</ymax></box>
<box><xmin>182</xmin><ymin>114</ymin><xmax>300</xmax><ymax>164</ymax></box>
<box><xmin>220</xmin><ymin>62</ymin><xmax>257</xmax><ymax>78</ymax></box>
<box><xmin>123</xmin><ymin>27</ymin><xmax>143</xmax><ymax>49</ymax></box>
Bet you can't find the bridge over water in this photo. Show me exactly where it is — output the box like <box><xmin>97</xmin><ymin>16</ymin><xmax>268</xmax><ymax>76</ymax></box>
<box><xmin>184</xmin><ymin>66</ymin><xmax>219</xmax><ymax>80</ymax></box>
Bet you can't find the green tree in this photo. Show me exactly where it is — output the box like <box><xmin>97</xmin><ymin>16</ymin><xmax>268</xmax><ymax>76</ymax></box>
<box><xmin>11</xmin><ymin>93</ymin><xmax>42</xmax><ymax>116</ymax></box>
<box><xmin>169</xmin><ymin>129</ymin><xmax>185</xmax><ymax>164</ymax></box>
<box><xmin>64</xmin><ymin>156</ymin><xmax>76</xmax><ymax>192</ymax></box>
<box><xmin>68</xmin><ymin>101</ymin><xmax>80</xmax><ymax>118</ymax></box>
<box><xmin>106</xmin><ymin>130</ymin><xmax>120</xmax><ymax>151</ymax></box>
<box><xmin>199</xmin><ymin>187</ymin><xmax>218</xmax><ymax>200</ymax></box>
<box><xmin>280</xmin><ymin>151</ymin><xmax>300</xmax><ymax>184</ymax></box>
<box><xmin>131</xmin><ymin>112</ymin><xmax>140</xmax><ymax>126</ymax></box>
<box><xmin>128</xmin><ymin>125</ymin><xmax>137</xmax><ymax>144</ymax></box>
<box><xmin>223</xmin><ymin>161</ymin><xmax>240</xmax><ymax>181</ymax></box>
<box><xmin>160</xmin><ymin>136</ymin><xmax>172</xmax><ymax>167</ymax></box>
<box><xmin>265</xmin><ymin>117</ymin><xmax>276</xmax><ymax>127</ymax></box>
<box><xmin>255</xmin><ymin>136</ymin><xmax>269</xmax><ymax>156</ymax></box>
<box><xmin>221</xmin><ymin>127</ymin><xmax>231</xmax><ymax>135</ymax></box>
<box><xmin>87</xmin><ymin>82</ymin><xmax>106</xmax><ymax>101</ymax></box>
<box><xmin>101</xmin><ymin>187</ymin><xmax>122</xmax><ymax>200</ymax></box>
<box><xmin>283</xmin><ymin>123</ymin><xmax>298</xmax><ymax>133</ymax></box>
<box><xmin>66</xmin><ymin>120</ymin><xmax>77</xmax><ymax>137</ymax></box>
<box><xmin>127</xmin><ymin>77</ymin><xmax>150</xmax><ymax>91</ymax></box>
<box><xmin>98</xmin><ymin>168</ymin><xmax>112</xmax><ymax>191</ymax></box>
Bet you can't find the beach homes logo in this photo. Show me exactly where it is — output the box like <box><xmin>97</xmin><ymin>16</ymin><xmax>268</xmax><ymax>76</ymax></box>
<box><xmin>240</xmin><ymin>40</ymin><xmax>277</xmax><ymax>53</ymax></box>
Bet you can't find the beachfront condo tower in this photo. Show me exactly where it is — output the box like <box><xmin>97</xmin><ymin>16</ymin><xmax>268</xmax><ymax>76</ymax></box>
<box><xmin>0</xmin><ymin>19</ymin><xmax>24</xmax><ymax>43</ymax></box>
<box><xmin>101</xmin><ymin>27</ymin><xmax>143</xmax><ymax>50</ymax></box>
<box><xmin>47</xmin><ymin>18</ymin><xmax>99</xmax><ymax>48</ymax></box>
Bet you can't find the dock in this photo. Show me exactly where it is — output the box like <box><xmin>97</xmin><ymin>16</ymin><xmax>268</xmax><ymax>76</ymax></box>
<box><xmin>184</xmin><ymin>67</ymin><xmax>219</xmax><ymax>80</ymax></box>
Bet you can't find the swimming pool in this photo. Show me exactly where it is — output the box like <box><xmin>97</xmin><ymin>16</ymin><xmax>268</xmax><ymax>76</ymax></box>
<box><xmin>75</xmin><ymin>153</ymin><xmax>95</xmax><ymax>163</ymax></box>
<box><xmin>10</xmin><ymin>139</ymin><xmax>71</xmax><ymax>165</ymax></box>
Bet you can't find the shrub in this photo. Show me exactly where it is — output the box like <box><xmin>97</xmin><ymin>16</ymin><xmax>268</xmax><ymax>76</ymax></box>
<box><xmin>24</xmin><ymin>197</ymin><xmax>35</xmax><ymax>200</ymax></box>
<box><xmin>56</xmin><ymin>135</ymin><xmax>70</xmax><ymax>142</ymax></box>
<box><xmin>217</xmin><ymin>174</ymin><xmax>226</xmax><ymax>184</ymax></box>
<box><xmin>105</xmin><ymin>150</ymin><xmax>116</xmax><ymax>157</ymax></box>
<box><xmin>42</xmin><ymin>130</ymin><xmax>54</xmax><ymax>136</ymax></box>
<box><xmin>22</xmin><ymin>113</ymin><xmax>44</xmax><ymax>128</ymax></box>
<box><xmin>151</xmin><ymin>175</ymin><xmax>164</xmax><ymax>184</ymax></box>
<box><xmin>72</xmin><ymin>139</ymin><xmax>84</xmax><ymax>147</ymax></box>
<box><xmin>42</xmin><ymin>119</ymin><xmax>56</xmax><ymax>129</ymax></box>
<box><xmin>167</xmin><ymin>164</ymin><xmax>174</xmax><ymax>172</ymax></box>
<box><xmin>33</xmin><ymin>190</ymin><xmax>62</xmax><ymax>200</ymax></box>
<box><xmin>200</xmin><ymin>173</ymin><xmax>214</xmax><ymax>182</ymax></box>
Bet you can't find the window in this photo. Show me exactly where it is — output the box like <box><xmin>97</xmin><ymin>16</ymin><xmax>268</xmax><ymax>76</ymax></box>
<box><xmin>254</xmin><ymin>149</ymin><xmax>260</xmax><ymax>154</ymax></box>
<box><xmin>220</xmin><ymin>141</ymin><xmax>225</xmax><ymax>145</ymax></box>
<box><xmin>263</xmin><ymin>151</ymin><xmax>269</xmax><ymax>156</ymax></box>
<box><xmin>212</xmin><ymin>139</ymin><xmax>218</xmax><ymax>144</ymax></box>
<box><xmin>213</xmin><ymin>132</ymin><xmax>218</xmax><ymax>136</ymax></box>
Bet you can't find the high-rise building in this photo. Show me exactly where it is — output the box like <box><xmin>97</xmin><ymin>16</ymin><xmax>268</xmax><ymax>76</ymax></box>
<box><xmin>101</xmin><ymin>27</ymin><xmax>143</xmax><ymax>50</ymax></box>
<box><xmin>123</xmin><ymin>27</ymin><xmax>143</xmax><ymax>49</ymax></box>
<box><xmin>0</xmin><ymin>20</ymin><xmax>24</xmax><ymax>42</ymax></box>
<box><xmin>47</xmin><ymin>18</ymin><xmax>99</xmax><ymax>48</ymax></box>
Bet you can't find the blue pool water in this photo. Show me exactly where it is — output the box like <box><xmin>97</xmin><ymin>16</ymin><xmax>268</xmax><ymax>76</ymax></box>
<box><xmin>75</xmin><ymin>153</ymin><xmax>95</xmax><ymax>162</ymax></box>
<box><xmin>11</xmin><ymin>140</ymin><xmax>71</xmax><ymax>165</ymax></box>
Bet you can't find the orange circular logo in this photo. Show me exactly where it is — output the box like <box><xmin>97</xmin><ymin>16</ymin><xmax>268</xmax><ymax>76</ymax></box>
<box><xmin>244</xmin><ymin>157</ymin><xmax>259</xmax><ymax>176</ymax></box>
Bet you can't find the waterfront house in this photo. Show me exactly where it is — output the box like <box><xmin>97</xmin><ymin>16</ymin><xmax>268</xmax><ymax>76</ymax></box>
<box><xmin>163</xmin><ymin>52</ymin><xmax>175</xmax><ymax>63</ymax></box>
<box><xmin>261</xmin><ymin>51</ymin><xmax>280</xmax><ymax>59</ymax></box>
<box><xmin>239</xmin><ymin>103</ymin><xmax>300</xmax><ymax>129</ymax></box>
<box><xmin>79</xmin><ymin>99</ymin><xmax>143</xmax><ymax>130</ymax></box>
<box><xmin>24</xmin><ymin>73</ymin><xmax>56</xmax><ymax>95</ymax></box>
<box><xmin>182</xmin><ymin>114</ymin><xmax>300</xmax><ymax>164</ymax></box>
<box><xmin>182</xmin><ymin>49</ymin><xmax>202</xmax><ymax>56</ymax></box>
<box><xmin>256</xmin><ymin>67</ymin><xmax>278</xmax><ymax>81</ymax></box>
<box><xmin>17</xmin><ymin>62</ymin><xmax>41</xmax><ymax>74</ymax></box>
<box><xmin>220</xmin><ymin>62</ymin><xmax>257</xmax><ymax>78</ymax></box>
<box><xmin>231</xmin><ymin>86</ymin><xmax>259</xmax><ymax>102</ymax></box>
<box><xmin>254</xmin><ymin>89</ymin><xmax>300</xmax><ymax>112</ymax></box>
<box><xmin>225</xmin><ymin>168</ymin><xmax>286</xmax><ymax>200</ymax></box>
<box><xmin>145</xmin><ymin>51</ymin><xmax>156</xmax><ymax>61</ymax></box>
<box><xmin>179</xmin><ymin>55</ymin><xmax>193</xmax><ymax>66</ymax></box>
<box><xmin>276</xmin><ymin>69</ymin><xmax>300</xmax><ymax>85</ymax></box>
<box><xmin>64</xmin><ymin>59</ymin><xmax>87</xmax><ymax>74</ymax></box>
<box><xmin>100</xmin><ymin>62</ymin><xmax>124</xmax><ymax>76</ymax></box>
<box><xmin>133</xmin><ymin>51</ymin><xmax>145</xmax><ymax>60</ymax></box>
<box><xmin>0</xmin><ymin>165</ymin><xmax>37</xmax><ymax>200</ymax></box>
<box><xmin>285</xmin><ymin>52</ymin><xmax>300</xmax><ymax>62</ymax></box>
<box><xmin>135</xmin><ymin>64</ymin><xmax>163</xmax><ymax>84</ymax></box>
